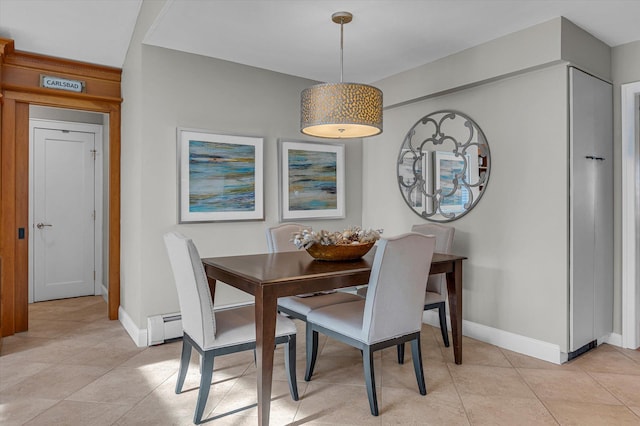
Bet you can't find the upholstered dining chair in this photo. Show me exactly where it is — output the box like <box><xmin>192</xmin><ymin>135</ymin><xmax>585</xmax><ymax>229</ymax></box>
<box><xmin>411</xmin><ymin>223</ymin><xmax>455</xmax><ymax>347</ymax></box>
<box><xmin>267</xmin><ymin>224</ymin><xmax>362</xmax><ymax>365</ymax></box>
<box><xmin>164</xmin><ymin>232</ymin><xmax>299</xmax><ymax>424</ymax></box>
<box><xmin>265</xmin><ymin>223</ymin><xmax>305</xmax><ymax>253</ymax></box>
<box><xmin>305</xmin><ymin>233</ymin><xmax>436</xmax><ymax>416</ymax></box>
<box><xmin>357</xmin><ymin>223</ymin><xmax>455</xmax><ymax>362</ymax></box>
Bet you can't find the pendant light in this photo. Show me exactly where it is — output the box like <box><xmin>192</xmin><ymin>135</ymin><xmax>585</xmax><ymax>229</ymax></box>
<box><xmin>300</xmin><ymin>11</ymin><xmax>383</xmax><ymax>139</ymax></box>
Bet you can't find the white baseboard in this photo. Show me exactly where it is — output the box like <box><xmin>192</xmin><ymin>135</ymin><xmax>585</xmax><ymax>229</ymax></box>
<box><xmin>601</xmin><ymin>332</ymin><xmax>623</xmax><ymax>347</ymax></box>
<box><xmin>122</xmin><ymin>301</ymin><xmax>255</xmax><ymax>348</ymax></box>
<box><xmin>422</xmin><ymin>311</ymin><xmax>564</xmax><ymax>365</ymax></box>
<box><xmin>119</xmin><ymin>306</ymin><xmax>148</xmax><ymax>348</ymax></box>
<box><xmin>101</xmin><ymin>284</ymin><xmax>108</xmax><ymax>304</ymax></box>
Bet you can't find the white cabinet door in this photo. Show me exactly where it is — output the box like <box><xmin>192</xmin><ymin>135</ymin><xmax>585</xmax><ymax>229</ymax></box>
<box><xmin>569</xmin><ymin>67</ymin><xmax>613</xmax><ymax>352</ymax></box>
<box><xmin>33</xmin><ymin>127</ymin><xmax>96</xmax><ymax>302</ymax></box>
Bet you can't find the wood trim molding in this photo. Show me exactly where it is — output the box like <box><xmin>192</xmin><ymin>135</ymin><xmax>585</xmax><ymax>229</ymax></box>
<box><xmin>0</xmin><ymin>38</ymin><xmax>121</xmax><ymax>336</ymax></box>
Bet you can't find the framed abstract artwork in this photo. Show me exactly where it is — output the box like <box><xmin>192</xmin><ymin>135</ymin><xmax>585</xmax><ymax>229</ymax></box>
<box><xmin>278</xmin><ymin>140</ymin><xmax>345</xmax><ymax>220</ymax></box>
<box><xmin>177</xmin><ymin>129</ymin><xmax>263</xmax><ymax>223</ymax></box>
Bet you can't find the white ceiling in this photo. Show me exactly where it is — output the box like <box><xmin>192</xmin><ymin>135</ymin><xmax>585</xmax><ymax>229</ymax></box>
<box><xmin>2</xmin><ymin>0</ymin><xmax>640</xmax><ymax>83</ymax></box>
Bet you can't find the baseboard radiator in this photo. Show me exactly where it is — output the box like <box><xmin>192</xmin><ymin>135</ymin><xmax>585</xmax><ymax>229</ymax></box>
<box><xmin>147</xmin><ymin>313</ymin><xmax>182</xmax><ymax>346</ymax></box>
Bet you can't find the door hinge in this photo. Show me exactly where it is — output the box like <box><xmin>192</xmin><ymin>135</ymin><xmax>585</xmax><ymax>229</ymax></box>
<box><xmin>90</xmin><ymin>149</ymin><xmax>97</xmax><ymax>160</ymax></box>
<box><xmin>94</xmin><ymin>271</ymin><xmax>96</xmax><ymax>281</ymax></box>
<box><xmin>92</xmin><ymin>210</ymin><xmax>96</xmax><ymax>220</ymax></box>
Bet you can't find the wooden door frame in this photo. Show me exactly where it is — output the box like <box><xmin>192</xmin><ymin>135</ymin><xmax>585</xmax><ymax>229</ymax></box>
<box><xmin>0</xmin><ymin>38</ymin><xmax>121</xmax><ymax>336</ymax></box>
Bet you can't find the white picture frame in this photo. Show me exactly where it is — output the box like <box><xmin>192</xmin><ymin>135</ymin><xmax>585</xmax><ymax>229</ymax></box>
<box><xmin>177</xmin><ymin>128</ymin><xmax>264</xmax><ymax>223</ymax></box>
<box><xmin>279</xmin><ymin>140</ymin><xmax>345</xmax><ymax>221</ymax></box>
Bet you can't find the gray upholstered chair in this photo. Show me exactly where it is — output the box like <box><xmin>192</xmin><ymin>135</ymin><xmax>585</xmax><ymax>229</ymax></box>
<box><xmin>164</xmin><ymin>232</ymin><xmax>298</xmax><ymax>424</ymax></box>
<box><xmin>265</xmin><ymin>223</ymin><xmax>306</xmax><ymax>253</ymax></box>
<box><xmin>357</xmin><ymin>223</ymin><xmax>455</xmax><ymax>362</ymax></box>
<box><xmin>411</xmin><ymin>223</ymin><xmax>455</xmax><ymax>348</ymax></box>
<box><xmin>305</xmin><ymin>233</ymin><xmax>436</xmax><ymax>416</ymax></box>
<box><xmin>267</xmin><ymin>224</ymin><xmax>362</xmax><ymax>363</ymax></box>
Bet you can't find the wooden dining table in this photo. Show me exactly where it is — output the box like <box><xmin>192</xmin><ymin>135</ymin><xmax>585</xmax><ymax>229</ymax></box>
<box><xmin>202</xmin><ymin>249</ymin><xmax>466</xmax><ymax>426</ymax></box>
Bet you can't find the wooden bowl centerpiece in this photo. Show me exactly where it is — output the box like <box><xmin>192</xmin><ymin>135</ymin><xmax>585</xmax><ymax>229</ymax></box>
<box><xmin>292</xmin><ymin>226</ymin><xmax>382</xmax><ymax>262</ymax></box>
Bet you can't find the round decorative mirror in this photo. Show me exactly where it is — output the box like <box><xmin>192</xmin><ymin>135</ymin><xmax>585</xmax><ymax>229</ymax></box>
<box><xmin>397</xmin><ymin>110</ymin><xmax>491</xmax><ymax>222</ymax></box>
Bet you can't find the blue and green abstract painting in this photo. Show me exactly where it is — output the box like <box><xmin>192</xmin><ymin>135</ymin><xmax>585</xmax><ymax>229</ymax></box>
<box><xmin>288</xmin><ymin>149</ymin><xmax>337</xmax><ymax>211</ymax></box>
<box><xmin>189</xmin><ymin>140</ymin><xmax>255</xmax><ymax>212</ymax></box>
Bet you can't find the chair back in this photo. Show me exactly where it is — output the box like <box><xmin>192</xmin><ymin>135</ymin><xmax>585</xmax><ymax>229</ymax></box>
<box><xmin>411</xmin><ymin>223</ymin><xmax>455</xmax><ymax>295</ymax></box>
<box><xmin>361</xmin><ymin>233</ymin><xmax>436</xmax><ymax>344</ymax></box>
<box><xmin>266</xmin><ymin>223</ymin><xmax>307</xmax><ymax>253</ymax></box>
<box><xmin>164</xmin><ymin>232</ymin><xmax>216</xmax><ymax>349</ymax></box>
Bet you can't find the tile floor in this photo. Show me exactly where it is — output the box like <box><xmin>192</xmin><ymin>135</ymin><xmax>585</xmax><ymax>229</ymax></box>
<box><xmin>1</xmin><ymin>296</ymin><xmax>639</xmax><ymax>425</ymax></box>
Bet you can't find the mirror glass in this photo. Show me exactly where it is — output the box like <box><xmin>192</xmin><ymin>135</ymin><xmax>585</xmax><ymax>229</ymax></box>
<box><xmin>397</xmin><ymin>111</ymin><xmax>491</xmax><ymax>222</ymax></box>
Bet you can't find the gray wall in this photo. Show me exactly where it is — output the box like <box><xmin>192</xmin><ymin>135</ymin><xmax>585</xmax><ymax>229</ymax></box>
<box><xmin>363</xmin><ymin>18</ymin><xmax>612</xmax><ymax>352</ymax></box>
<box><xmin>121</xmin><ymin>1</ymin><xmax>363</xmax><ymax>328</ymax></box>
<box><xmin>119</xmin><ymin>3</ymin><xmax>636</xmax><ymax>353</ymax></box>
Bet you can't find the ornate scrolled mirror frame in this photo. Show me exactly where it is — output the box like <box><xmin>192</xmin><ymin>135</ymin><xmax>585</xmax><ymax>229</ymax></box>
<box><xmin>397</xmin><ymin>111</ymin><xmax>491</xmax><ymax>222</ymax></box>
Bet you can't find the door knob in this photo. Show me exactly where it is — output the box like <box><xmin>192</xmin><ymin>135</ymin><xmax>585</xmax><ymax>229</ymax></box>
<box><xmin>36</xmin><ymin>223</ymin><xmax>53</xmax><ymax>229</ymax></box>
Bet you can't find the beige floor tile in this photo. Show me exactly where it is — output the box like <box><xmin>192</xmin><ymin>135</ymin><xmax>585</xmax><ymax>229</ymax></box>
<box><xmin>590</xmin><ymin>372</ymin><xmax>640</xmax><ymax>406</ymax></box>
<box><xmin>571</xmin><ymin>344</ymin><xmax>640</xmax><ymax>375</ymax></box>
<box><xmin>0</xmin><ymin>337</ymin><xmax>86</xmax><ymax>364</ymax></box>
<box><xmin>442</xmin><ymin>339</ymin><xmax>511</xmax><ymax>368</ymax></box>
<box><xmin>22</xmin><ymin>319</ymin><xmax>83</xmax><ymax>339</ymax></box>
<box><xmin>0</xmin><ymin>334</ymin><xmax>52</xmax><ymax>356</ymax></box>
<box><xmin>5</xmin><ymin>296</ymin><xmax>640</xmax><ymax>426</ymax></box>
<box><xmin>66</xmin><ymin>364</ymin><xmax>175</xmax><ymax>405</ymax></box>
<box><xmin>379</xmin><ymin>383</ymin><xmax>469</xmax><ymax>425</ymax></box>
<box><xmin>381</xmin><ymin>354</ymin><xmax>453</xmax><ymax>397</ymax></box>
<box><xmin>119</xmin><ymin>340</ymin><xmax>183</xmax><ymax>370</ymax></box>
<box><xmin>611</xmin><ymin>345</ymin><xmax>640</xmax><ymax>363</ymax></box>
<box><xmin>501</xmin><ymin>348</ymin><xmax>580</xmax><ymax>370</ymax></box>
<box><xmin>0</xmin><ymin>359</ymin><xmax>51</xmax><ymax>392</ymax></box>
<box><xmin>115</xmin><ymin>370</ymin><xmax>236</xmax><ymax>426</ymax></box>
<box><xmin>0</xmin><ymin>394</ymin><xmax>59</xmax><ymax>426</ymax></box>
<box><xmin>518</xmin><ymin>368</ymin><xmax>621</xmax><ymax>405</ymax></box>
<box><xmin>544</xmin><ymin>400</ymin><xmax>640</xmax><ymax>425</ymax></box>
<box><xmin>3</xmin><ymin>363</ymin><xmax>108</xmax><ymax>400</ymax></box>
<box><xmin>294</xmin><ymin>381</ymin><xmax>382</xmax><ymax>425</ymax></box>
<box><xmin>303</xmin><ymin>353</ymin><xmax>383</xmax><ymax>386</ymax></box>
<box><xmin>448</xmin><ymin>364</ymin><xmax>536</xmax><ymax>399</ymax></box>
<box><xmin>23</xmin><ymin>400</ymin><xmax>132</xmax><ymax>426</ymax></box>
<box><xmin>210</xmin><ymin>376</ymin><xmax>305</xmax><ymax>422</ymax></box>
<box><xmin>59</xmin><ymin>339</ymin><xmax>142</xmax><ymax>368</ymax></box>
<box><xmin>461</xmin><ymin>394</ymin><xmax>557</xmax><ymax>425</ymax></box>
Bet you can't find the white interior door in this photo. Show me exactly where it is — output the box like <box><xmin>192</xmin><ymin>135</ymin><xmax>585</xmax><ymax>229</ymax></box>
<box><xmin>33</xmin><ymin>126</ymin><xmax>96</xmax><ymax>302</ymax></box>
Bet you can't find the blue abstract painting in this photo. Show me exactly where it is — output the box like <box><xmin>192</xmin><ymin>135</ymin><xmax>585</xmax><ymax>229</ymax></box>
<box><xmin>189</xmin><ymin>140</ymin><xmax>255</xmax><ymax>212</ymax></box>
<box><xmin>288</xmin><ymin>149</ymin><xmax>337</xmax><ymax>211</ymax></box>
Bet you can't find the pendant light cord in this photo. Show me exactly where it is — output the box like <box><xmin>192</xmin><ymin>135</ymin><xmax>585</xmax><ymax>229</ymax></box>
<box><xmin>340</xmin><ymin>17</ymin><xmax>344</xmax><ymax>83</ymax></box>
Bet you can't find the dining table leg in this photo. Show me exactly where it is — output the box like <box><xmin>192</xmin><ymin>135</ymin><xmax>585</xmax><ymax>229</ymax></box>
<box><xmin>446</xmin><ymin>259</ymin><xmax>464</xmax><ymax>364</ymax></box>
<box><xmin>255</xmin><ymin>287</ymin><xmax>278</xmax><ymax>426</ymax></box>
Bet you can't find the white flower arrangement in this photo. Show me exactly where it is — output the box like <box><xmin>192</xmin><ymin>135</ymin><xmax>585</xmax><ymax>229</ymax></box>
<box><xmin>292</xmin><ymin>226</ymin><xmax>382</xmax><ymax>249</ymax></box>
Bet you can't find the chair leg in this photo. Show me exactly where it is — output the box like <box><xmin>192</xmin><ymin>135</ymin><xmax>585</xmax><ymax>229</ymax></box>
<box><xmin>305</xmin><ymin>322</ymin><xmax>319</xmax><ymax>381</ymax></box>
<box><xmin>193</xmin><ymin>351</ymin><xmax>215</xmax><ymax>424</ymax></box>
<box><xmin>362</xmin><ymin>346</ymin><xmax>379</xmax><ymax>416</ymax></box>
<box><xmin>410</xmin><ymin>337</ymin><xmax>427</xmax><ymax>395</ymax></box>
<box><xmin>285</xmin><ymin>334</ymin><xmax>299</xmax><ymax>401</ymax></box>
<box><xmin>437</xmin><ymin>302</ymin><xmax>450</xmax><ymax>347</ymax></box>
<box><xmin>175</xmin><ymin>338</ymin><xmax>192</xmax><ymax>394</ymax></box>
<box><xmin>396</xmin><ymin>343</ymin><xmax>405</xmax><ymax>364</ymax></box>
